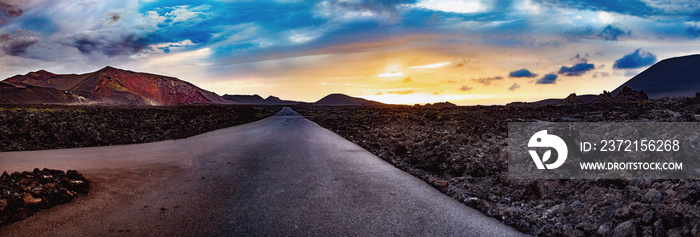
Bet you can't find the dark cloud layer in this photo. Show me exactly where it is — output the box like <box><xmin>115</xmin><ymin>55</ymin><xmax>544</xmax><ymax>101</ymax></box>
<box><xmin>536</xmin><ymin>73</ymin><xmax>558</xmax><ymax>84</ymax></box>
<box><xmin>558</xmin><ymin>62</ymin><xmax>594</xmax><ymax>76</ymax></box>
<box><xmin>0</xmin><ymin>33</ymin><xmax>37</xmax><ymax>56</ymax></box>
<box><xmin>65</xmin><ymin>33</ymin><xmax>149</xmax><ymax>57</ymax></box>
<box><xmin>325</xmin><ymin>0</ymin><xmax>416</xmax><ymax>14</ymax></box>
<box><xmin>613</xmin><ymin>48</ymin><xmax>657</xmax><ymax>69</ymax></box>
<box><xmin>509</xmin><ymin>69</ymin><xmax>538</xmax><ymax>78</ymax></box>
<box><xmin>599</xmin><ymin>25</ymin><xmax>630</xmax><ymax>41</ymax></box>
<box><xmin>0</xmin><ymin>2</ymin><xmax>22</xmax><ymax>25</ymax></box>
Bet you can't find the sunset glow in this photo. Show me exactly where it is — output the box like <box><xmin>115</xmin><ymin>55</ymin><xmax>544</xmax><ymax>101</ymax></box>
<box><xmin>2</xmin><ymin>0</ymin><xmax>700</xmax><ymax>105</ymax></box>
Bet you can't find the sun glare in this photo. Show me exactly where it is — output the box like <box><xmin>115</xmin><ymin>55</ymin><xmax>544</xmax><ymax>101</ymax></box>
<box><xmin>410</xmin><ymin>62</ymin><xmax>451</xmax><ymax>69</ymax></box>
<box><xmin>377</xmin><ymin>71</ymin><xmax>405</xmax><ymax>77</ymax></box>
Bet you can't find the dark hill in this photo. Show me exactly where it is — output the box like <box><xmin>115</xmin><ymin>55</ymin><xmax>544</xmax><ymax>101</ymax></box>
<box><xmin>221</xmin><ymin>94</ymin><xmax>304</xmax><ymax>105</ymax></box>
<box><xmin>222</xmin><ymin>94</ymin><xmax>266</xmax><ymax>104</ymax></box>
<box><xmin>612</xmin><ymin>54</ymin><xmax>700</xmax><ymax>99</ymax></box>
<box><xmin>313</xmin><ymin>93</ymin><xmax>384</xmax><ymax>106</ymax></box>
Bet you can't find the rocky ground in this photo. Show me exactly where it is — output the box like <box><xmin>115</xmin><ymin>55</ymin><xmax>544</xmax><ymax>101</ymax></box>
<box><xmin>0</xmin><ymin>105</ymin><xmax>279</xmax><ymax>151</ymax></box>
<box><xmin>294</xmin><ymin>96</ymin><xmax>700</xmax><ymax>237</ymax></box>
<box><xmin>0</xmin><ymin>97</ymin><xmax>698</xmax><ymax>236</ymax></box>
<box><xmin>0</xmin><ymin>168</ymin><xmax>90</xmax><ymax>227</ymax></box>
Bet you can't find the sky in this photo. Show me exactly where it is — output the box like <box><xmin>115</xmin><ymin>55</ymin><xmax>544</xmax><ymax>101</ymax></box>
<box><xmin>1</xmin><ymin>0</ymin><xmax>700</xmax><ymax>105</ymax></box>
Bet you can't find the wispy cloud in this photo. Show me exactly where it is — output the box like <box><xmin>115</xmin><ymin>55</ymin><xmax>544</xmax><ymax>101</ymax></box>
<box><xmin>410</xmin><ymin>62</ymin><xmax>450</xmax><ymax>69</ymax></box>
<box><xmin>459</xmin><ymin>85</ymin><xmax>474</xmax><ymax>91</ymax></box>
<box><xmin>508</xmin><ymin>83</ymin><xmax>521</xmax><ymax>91</ymax></box>
<box><xmin>472</xmin><ymin>76</ymin><xmax>503</xmax><ymax>85</ymax></box>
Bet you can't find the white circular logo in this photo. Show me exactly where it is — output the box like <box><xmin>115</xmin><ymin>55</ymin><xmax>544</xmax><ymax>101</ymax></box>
<box><xmin>528</xmin><ymin>130</ymin><xmax>568</xmax><ymax>169</ymax></box>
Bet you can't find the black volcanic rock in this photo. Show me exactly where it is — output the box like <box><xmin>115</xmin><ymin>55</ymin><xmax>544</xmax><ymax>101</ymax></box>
<box><xmin>314</xmin><ymin>93</ymin><xmax>384</xmax><ymax>106</ymax></box>
<box><xmin>595</xmin><ymin>90</ymin><xmax>613</xmax><ymax>103</ymax></box>
<box><xmin>612</xmin><ymin>54</ymin><xmax>700</xmax><ymax>99</ymax></box>
<box><xmin>557</xmin><ymin>93</ymin><xmax>586</xmax><ymax>105</ymax></box>
<box><xmin>423</xmin><ymin>101</ymin><xmax>457</xmax><ymax>108</ymax></box>
<box><xmin>0</xmin><ymin>168</ymin><xmax>90</xmax><ymax>227</ymax></box>
<box><xmin>296</xmin><ymin>103</ymin><xmax>700</xmax><ymax>236</ymax></box>
<box><xmin>614</xmin><ymin>86</ymin><xmax>649</xmax><ymax>102</ymax></box>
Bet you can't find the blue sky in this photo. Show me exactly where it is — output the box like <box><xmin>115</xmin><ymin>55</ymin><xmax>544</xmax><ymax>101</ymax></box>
<box><xmin>1</xmin><ymin>0</ymin><xmax>700</xmax><ymax>104</ymax></box>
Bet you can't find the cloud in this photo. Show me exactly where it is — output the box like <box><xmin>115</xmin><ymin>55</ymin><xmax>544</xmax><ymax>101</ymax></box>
<box><xmin>592</xmin><ymin>71</ymin><xmax>610</xmax><ymax>78</ymax></box>
<box><xmin>0</xmin><ymin>2</ymin><xmax>22</xmax><ymax>24</ymax></box>
<box><xmin>0</xmin><ymin>32</ymin><xmax>37</xmax><ymax>56</ymax></box>
<box><xmin>314</xmin><ymin>0</ymin><xmax>413</xmax><ymax>19</ymax></box>
<box><xmin>387</xmin><ymin>89</ymin><xmax>415</xmax><ymax>95</ymax></box>
<box><xmin>533</xmin><ymin>0</ymin><xmax>657</xmax><ymax>18</ymax></box>
<box><xmin>459</xmin><ymin>85</ymin><xmax>473</xmax><ymax>91</ymax></box>
<box><xmin>165</xmin><ymin>5</ymin><xmax>212</xmax><ymax>24</ymax></box>
<box><xmin>509</xmin><ymin>68</ymin><xmax>538</xmax><ymax>78</ymax></box>
<box><xmin>558</xmin><ymin>62</ymin><xmax>595</xmax><ymax>76</ymax></box>
<box><xmin>598</xmin><ymin>25</ymin><xmax>630</xmax><ymax>40</ymax></box>
<box><xmin>471</xmin><ymin>76</ymin><xmax>503</xmax><ymax>85</ymax></box>
<box><xmin>613</xmin><ymin>48</ymin><xmax>657</xmax><ymax>69</ymax></box>
<box><xmin>451</xmin><ymin>57</ymin><xmax>471</xmax><ymax>67</ymax></box>
<box><xmin>687</xmin><ymin>25</ymin><xmax>700</xmax><ymax>38</ymax></box>
<box><xmin>624</xmin><ymin>70</ymin><xmax>639</xmax><ymax>77</ymax></box>
<box><xmin>536</xmin><ymin>73</ymin><xmax>557</xmax><ymax>84</ymax></box>
<box><xmin>409</xmin><ymin>0</ymin><xmax>488</xmax><ymax>14</ymax></box>
<box><xmin>63</xmin><ymin>31</ymin><xmax>150</xmax><ymax>57</ymax></box>
<box><xmin>508</xmin><ymin>83</ymin><xmax>520</xmax><ymax>91</ymax></box>
<box><xmin>402</xmin><ymin>77</ymin><xmax>412</xmax><ymax>83</ymax></box>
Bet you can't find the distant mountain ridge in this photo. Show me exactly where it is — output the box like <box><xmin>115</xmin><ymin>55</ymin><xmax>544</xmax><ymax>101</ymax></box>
<box><xmin>313</xmin><ymin>93</ymin><xmax>385</xmax><ymax>106</ymax></box>
<box><xmin>0</xmin><ymin>67</ymin><xmax>230</xmax><ymax>105</ymax></box>
<box><xmin>222</xmin><ymin>93</ymin><xmax>385</xmax><ymax>106</ymax></box>
<box><xmin>0</xmin><ymin>67</ymin><xmax>387</xmax><ymax>106</ymax></box>
<box><xmin>221</xmin><ymin>94</ymin><xmax>305</xmax><ymax>105</ymax></box>
<box><xmin>612</xmin><ymin>54</ymin><xmax>700</xmax><ymax>99</ymax></box>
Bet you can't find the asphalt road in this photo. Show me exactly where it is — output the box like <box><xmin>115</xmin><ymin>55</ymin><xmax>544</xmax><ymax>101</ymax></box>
<box><xmin>0</xmin><ymin>107</ymin><xmax>526</xmax><ymax>236</ymax></box>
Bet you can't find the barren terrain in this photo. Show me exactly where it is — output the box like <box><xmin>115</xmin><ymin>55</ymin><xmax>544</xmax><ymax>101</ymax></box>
<box><xmin>0</xmin><ymin>105</ymin><xmax>278</xmax><ymax>151</ymax></box>
<box><xmin>0</xmin><ymin>108</ymin><xmax>524</xmax><ymax>236</ymax></box>
<box><xmin>295</xmin><ymin>98</ymin><xmax>700</xmax><ymax>237</ymax></box>
<box><xmin>0</xmin><ymin>101</ymin><xmax>698</xmax><ymax>236</ymax></box>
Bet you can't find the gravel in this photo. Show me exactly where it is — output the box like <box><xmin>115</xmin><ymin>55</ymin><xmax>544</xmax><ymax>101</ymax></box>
<box><xmin>0</xmin><ymin>168</ymin><xmax>90</xmax><ymax>227</ymax></box>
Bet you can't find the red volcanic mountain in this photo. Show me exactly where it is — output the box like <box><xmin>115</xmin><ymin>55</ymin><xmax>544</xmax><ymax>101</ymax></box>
<box><xmin>0</xmin><ymin>66</ymin><xmax>230</xmax><ymax>105</ymax></box>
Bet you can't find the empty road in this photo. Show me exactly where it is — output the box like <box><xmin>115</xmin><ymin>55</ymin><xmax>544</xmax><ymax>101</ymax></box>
<box><xmin>0</xmin><ymin>107</ymin><xmax>526</xmax><ymax>236</ymax></box>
